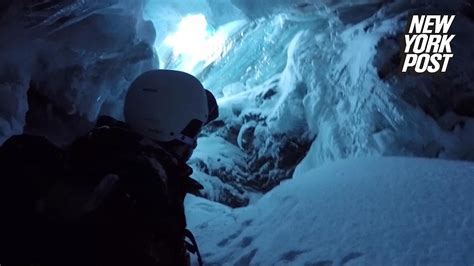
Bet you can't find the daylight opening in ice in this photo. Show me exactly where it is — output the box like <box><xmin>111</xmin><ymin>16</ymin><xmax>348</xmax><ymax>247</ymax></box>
<box><xmin>162</xmin><ymin>14</ymin><xmax>226</xmax><ymax>73</ymax></box>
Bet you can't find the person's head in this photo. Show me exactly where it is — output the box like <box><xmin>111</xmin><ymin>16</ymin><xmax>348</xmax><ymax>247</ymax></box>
<box><xmin>124</xmin><ymin>70</ymin><xmax>218</xmax><ymax>161</ymax></box>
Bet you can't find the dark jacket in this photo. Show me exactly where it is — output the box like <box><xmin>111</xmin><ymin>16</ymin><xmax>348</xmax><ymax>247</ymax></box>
<box><xmin>0</xmin><ymin>116</ymin><xmax>203</xmax><ymax>265</ymax></box>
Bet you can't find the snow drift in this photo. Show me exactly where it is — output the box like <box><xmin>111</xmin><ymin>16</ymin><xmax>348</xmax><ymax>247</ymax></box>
<box><xmin>186</xmin><ymin>157</ymin><xmax>474</xmax><ymax>265</ymax></box>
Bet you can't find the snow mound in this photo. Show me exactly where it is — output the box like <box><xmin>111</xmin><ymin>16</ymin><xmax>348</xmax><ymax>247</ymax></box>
<box><xmin>186</xmin><ymin>157</ymin><xmax>474</xmax><ymax>265</ymax></box>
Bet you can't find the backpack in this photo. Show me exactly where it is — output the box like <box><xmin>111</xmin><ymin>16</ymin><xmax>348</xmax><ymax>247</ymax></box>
<box><xmin>0</xmin><ymin>116</ymin><xmax>203</xmax><ymax>265</ymax></box>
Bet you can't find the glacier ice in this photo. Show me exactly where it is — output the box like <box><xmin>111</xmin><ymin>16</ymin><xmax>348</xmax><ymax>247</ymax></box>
<box><xmin>0</xmin><ymin>0</ymin><xmax>157</xmax><ymax>145</ymax></box>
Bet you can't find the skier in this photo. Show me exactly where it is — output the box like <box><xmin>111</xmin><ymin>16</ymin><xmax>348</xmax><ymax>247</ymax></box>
<box><xmin>0</xmin><ymin>69</ymin><xmax>218</xmax><ymax>265</ymax></box>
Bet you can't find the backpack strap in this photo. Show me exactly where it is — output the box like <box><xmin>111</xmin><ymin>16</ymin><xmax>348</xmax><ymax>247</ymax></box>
<box><xmin>184</xmin><ymin>229</ymin><xmax>203</xmax><ymax>266</ymax></box>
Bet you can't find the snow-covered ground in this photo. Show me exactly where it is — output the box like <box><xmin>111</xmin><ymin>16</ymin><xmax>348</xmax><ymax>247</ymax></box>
<box><xmin>186</xmin><ymin>157</ymin><xmax>474</xmax><ymax>265</ymax></box>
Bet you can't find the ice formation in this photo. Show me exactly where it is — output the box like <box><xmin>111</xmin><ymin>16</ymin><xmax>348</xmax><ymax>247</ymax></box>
<box><xmin>0</xmin><ymin>0</ymin><xmax>157</xmax><ymax>145</ymax></box>
<box><xmin>186</xmin><ymin>0</ymin><xmax>474</xmax><ymax>204</ymax></box>
<box><xmin>1</xmin><ymin>0</ymin><xmax>474</xmax><ymax>264</ymax></box>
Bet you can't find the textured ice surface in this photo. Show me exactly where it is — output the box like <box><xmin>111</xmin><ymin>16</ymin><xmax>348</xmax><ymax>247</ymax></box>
<box><xmin>187</xmin><ymin>0</ymin><xmax>474</xmax><ymax>204</ymax></box>
<box><xmin>0</xmin><ymin>0</ymin><xmax>156</xmax><ymax>145</ymax></box>
<box><xmin>186</xmin><ymin>157</ymin><xmax>474</xmax><ymax>265</ymax></box>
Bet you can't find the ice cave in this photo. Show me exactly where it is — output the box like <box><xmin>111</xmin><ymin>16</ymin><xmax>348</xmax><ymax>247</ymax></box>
<box><xmin>0</xmin><ymin>0</ymin><xmax>474</xmax><ymax>265</ymax></box>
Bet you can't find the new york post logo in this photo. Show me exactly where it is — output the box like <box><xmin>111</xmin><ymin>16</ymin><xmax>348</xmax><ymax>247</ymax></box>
<box><xmin>401</xmin><ymin>15</ymin><xmax>455</xmax><ymax>73</ymax></box>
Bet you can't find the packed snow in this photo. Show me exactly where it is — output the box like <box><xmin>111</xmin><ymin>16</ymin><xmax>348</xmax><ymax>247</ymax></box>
<box><xmin>186</xmin><ymin>157</ymin><xmax>474</xmax><ymax>265</ymax></box>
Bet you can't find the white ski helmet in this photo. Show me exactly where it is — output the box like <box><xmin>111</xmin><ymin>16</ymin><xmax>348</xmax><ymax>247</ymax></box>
<box><xmin>124</xmin><ymin>70</ymin><xmax>209</xmax><ymax>145</ymax></box>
